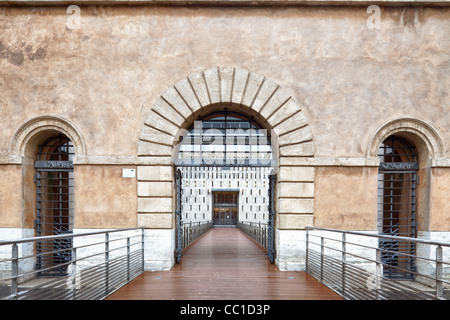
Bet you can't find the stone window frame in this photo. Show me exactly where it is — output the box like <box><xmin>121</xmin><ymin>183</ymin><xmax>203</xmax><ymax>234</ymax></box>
<box><xmin>366</xmin><ymin>117</ymin><xmax>444</xmax><ymax>165</ymax></box>
<box><xmin>366</xmin><ymin>117</ymin><xmax>445</xmax><ymax>234</ymax></box>
<box><xmin>7</xmin><ymin>115</ymin><xmax>85</xmax><ymax>233</ymax></box>
<box><xmin>9</xmin><ymin>115</ymin><xmax>87</xmax><ymax>162</ymax></box>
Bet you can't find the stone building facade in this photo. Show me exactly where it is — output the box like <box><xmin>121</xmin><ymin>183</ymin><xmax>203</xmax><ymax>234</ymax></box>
<box><xmin>0</xmin><ymin>0</ymin><xmax>449</xmax><ymax>272</ymax></box>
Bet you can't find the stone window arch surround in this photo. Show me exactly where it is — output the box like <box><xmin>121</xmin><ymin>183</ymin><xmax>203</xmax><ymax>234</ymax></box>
<box><xmin>9</xmin><ymin>115</ymin><xmax>87</xmax><ymax>161</ymax></box>
<box><xmin>8</xmin><ymin>115</ymin><xmax>86</xmax><ymax>230</ymax></box>
<box><xmin>366</xmin><ymin>117</ymin><xmax>444</xmax><ymax>167</ymax></box>
<box><xmin>366</xmin><ymin>117</ymin><xmax>445</xmax><ymax>233</ymax></box>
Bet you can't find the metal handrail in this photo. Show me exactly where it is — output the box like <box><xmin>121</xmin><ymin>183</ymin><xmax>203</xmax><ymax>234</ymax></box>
<box><xmin>237</xmin><ymin>221</ymin><xmax>268</xmax><ymax>249</ymax></box>
<box><xmin>0</xmin><ymin>227</ymin><xmax>142</xmax><ymax>246</ymax></box>
<box><xmin>0</xmin><ymin>228</ymin><xmax>144</xmax><ymax>300</ymax></box>
<box><xmin>181</xmin><ymin>221</ymin><xmax>213</xmax><ymax>248</ymax></box>
<box><xmin>305</xmin><ymin>227</ymin><xmax>450</xmax><ymax>300</ymax></box>
<box><xmin>307</xmin><ymin>227</ymin><xmax>450</xmax><ymax>247</ymax></box>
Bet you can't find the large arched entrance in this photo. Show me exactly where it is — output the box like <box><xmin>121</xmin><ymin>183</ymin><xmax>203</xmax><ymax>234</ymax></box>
<box><xmin>137</xmin><ymin>67</ymin><xmax>315</xmax><ymax>271</ymax></box>
<box><xmin>173</xmin><ymin>110</ymin><xmax>277</xmax><ymax>262</ymax></box>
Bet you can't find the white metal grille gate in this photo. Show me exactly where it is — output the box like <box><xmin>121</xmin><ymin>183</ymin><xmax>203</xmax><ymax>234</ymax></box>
<box><xmin>35</xmin><ymin>136</ymin><xmax>75</xmax><ymax>276</ymax></box>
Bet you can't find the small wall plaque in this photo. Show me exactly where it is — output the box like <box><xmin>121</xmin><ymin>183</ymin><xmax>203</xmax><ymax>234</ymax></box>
<box><xmin>122</xmin><ymin>168</ymin><xmax>136</xmax><ymax>178</ymax></box>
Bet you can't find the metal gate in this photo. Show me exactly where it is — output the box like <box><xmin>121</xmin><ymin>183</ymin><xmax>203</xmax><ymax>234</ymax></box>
<box><xmin>377</xmin><ymin>136</ymin><xmax>418</xmax><ymax>279</ymax></box>
<box><xmin>267</xmin><ymin>174</ymin><xmax>276</xmax><ymax>263</ymax></box>
<box><xmin>35</xmin><ymin>136</ymin><xmax>75</xmax><ymax>276</ymax></box>
<box><xmin>175</xmin><ymin>169</ymin><xmax>183</xmax><ymax>263</ymax></box>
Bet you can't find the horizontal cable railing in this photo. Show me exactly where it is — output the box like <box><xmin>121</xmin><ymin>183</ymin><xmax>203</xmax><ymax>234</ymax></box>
<box><xmin>0</xmin><ymin>228</ymin><xmax>144</xmax><ymax>300</ymax></box>
<box><xmin>306</xmin><ymin>227</ymin><xmax>450</xmax><ymax>300</ymax></box>
<box><xmin>182</xmin><ymin>221</ymin><xmax>213</xmax><ymax>248</ymax></box>
<box><xmin>237</xmin><ymin>221</ymin><xmax>268</xmax><ymax>250</ymax></box>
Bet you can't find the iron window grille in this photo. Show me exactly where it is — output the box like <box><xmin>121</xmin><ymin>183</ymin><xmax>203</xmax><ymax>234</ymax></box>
<box><xmin>35</xmin><ymin>135</ymin><xmax>75</xmax><ymax>276</ymax></box>
<box><xmin>377</xmin><ymin>135</ymin><xmax>418</xmax><ymax>279</ymax></box>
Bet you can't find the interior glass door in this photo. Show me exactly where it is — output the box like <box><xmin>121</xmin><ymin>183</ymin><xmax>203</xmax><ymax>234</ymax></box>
<box><xmin>213</xmin><ymin>191</ymin><xmax>238</xmax><ymax>227</ymax></box>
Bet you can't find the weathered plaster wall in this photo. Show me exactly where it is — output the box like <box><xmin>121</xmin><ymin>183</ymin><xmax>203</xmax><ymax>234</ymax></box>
<box><xmin>314</xmin><ymin>166</ymin><xmax>378</xmax><ymax>230</ymax></box>
<box><xmin>0</xmin><ymin>5</ymin><xmax>448</xmax><ymax>269</ymax></box>
<box><xmin>74</xmin><ymin>165</ymin><xmax>137</xmax><ymax>228</ymax></box>
<box><xmin>0</xmin><ymin>5</ymin><xmax>448</xmax><ymax>159</ymax></box>
<box><xmin>430</xmin><ymin>167</ymin><xmax>450</xmax><ymax>231</ymax></box>
<box><xmin>1</xmin><ymin>5</ymin><xmax>448</xmax><ymax>220</ymax></box>
<box><xmin>0</xmin><ymin>165</ymin><xmax>22</xmax><ymax>227</ymax></box>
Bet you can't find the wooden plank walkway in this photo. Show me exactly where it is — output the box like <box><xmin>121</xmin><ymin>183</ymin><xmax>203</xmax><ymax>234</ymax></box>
<box><xmin>106</xmin><ymin>228</ymin><xmax>343</xmax><ymax>300</ymax></box>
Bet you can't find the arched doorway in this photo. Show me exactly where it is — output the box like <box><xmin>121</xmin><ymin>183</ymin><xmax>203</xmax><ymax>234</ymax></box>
<box><xmin>137</xmin><ymin>67</ymin><xmax>315</xmax><ymax>271</ymax></box>
<box><xmin>35</xmin><ymin>134</ymin><xmax>75</xmax><ymax>276</ymax></box>
<box><xmin>173</xmin><ymin>110</ymin><xmax>277</xmax><ymax>262</ymax></box>
<box><xmin>377</xmin><ymin>135</ymin><xmax>418</xmax><ymax>279</ymax></box>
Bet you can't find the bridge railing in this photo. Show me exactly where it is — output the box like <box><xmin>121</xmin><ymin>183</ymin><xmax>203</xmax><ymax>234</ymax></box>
<box><xmin>0</xmin><ymin>228</ymin><xmax>144</xmax><ymax>300</ymax></box>
<box><xmin>237</xmin><ymin>221</ymin><xmax>268</xmax><ymax>250</ymax></box>
<box><xmin>182</xmin><ymin>221</ymin><xmax>213</xmax><ymax>248</ymax></box>
<box><xmin>306</xmin><ymin>227</ymin><xmax>450</xmax><ymax>300</ymax></box>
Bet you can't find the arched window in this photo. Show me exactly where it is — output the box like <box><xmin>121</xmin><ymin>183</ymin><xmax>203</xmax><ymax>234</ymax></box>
<box><xmin>377</xmin><ymin>135</ymin><xmax>418</xmax><ymax>279</ymax></box>
<box><xmin>35</xmin><ymin>134</ymin><xmax>75</xmax><ymax>275</ymax></box>
<box><xmin>175</xmin><ymin>111</ymin><xmax>273</xmax><ymax>167</ymax></box>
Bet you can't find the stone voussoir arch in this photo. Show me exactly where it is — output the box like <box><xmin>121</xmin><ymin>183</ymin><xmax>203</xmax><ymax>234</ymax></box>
<box><xmin>137</xmin><ymin>66</ymin><xmax>316</xmax><ymax>228</ymax></box>
<box><xmin>137</xmin><ymin>66</ymin><xmax>316</xmax><ymax>270</ymax></box>
<box><xmin>138</xmin><ymin>66</ymin><xmax>314</xmax><ymax>159</ymax></box>
<box><xmin>9</xmin><ymin>115</ymin><xmax>87</xmax><ymax>160</ymax></box>
<box><xmin>366</xmin><ymin>117</ymin><xmax>444</xmax><ymax>160</ymax></box>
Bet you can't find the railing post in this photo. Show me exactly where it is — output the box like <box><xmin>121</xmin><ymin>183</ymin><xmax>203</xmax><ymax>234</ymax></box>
<box><xmin>305</xmin><ymin>228</ymin><xmax>309</xmax><ymax>273</ymax></box>
<box><xmin>264</xmin><ymin>225</ymin><xmax>267</xmax><ymax>249</ymax></box>
<box><xmin>320</xmin><ymin>237</ymin><xmax>324</xmax><ymax>283</ymax></box>
<box><xmin>105</xmin><ymin>232</ymin><xmax>109</xmax><ymax>296</ymax></box>
<box><xmin>127</xmin><ymin>237</ymin><xmax>131</xmax><ymax>282</ymax></box>
<box><xmin>197</xmin><ymin>222</ymin><xmax>200</xmax><ymax>239</ymax></box>
<box><xmin>11</xmin><ymin>243</ymin><xmax>18</xmax><ymax>300</ymax></box>
<box><xmin>189</xmin><ymin>222</ymin><xmax>192</xmax><ymax>247</ymax></box>
<box><xmin>141</xmin><ymin>228</ymin><xmax>145</xmax><ymax>273</ymax></box>
<box><xmin>183</xmin><ymin>224</ymin><xmax>186</xmax><ymax>249</ymax></box>
<box><xmin>341</xmin><ymin>233</ymin><xmax>346</xmax><ymax>296</ymax></box>
<box><xmin>375</xmin><ymin>246</ymin><xmax>382</xmax><ymax>300</ymax></box>
<box><xmin>436</xmin><ymin>245</ymin><xmax>443</xmax><ymax>299</ymax></box>
<box><xmin>258</xmin><ymin>222</ymin><xmax>261</xmax><ymax>246</ymax></box>
<box><xmin>70</xmin><ymin>247</ymin><xmax>78</xmax><ymax>300</ymax></box>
